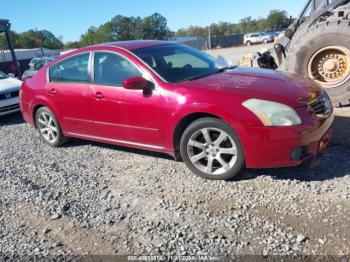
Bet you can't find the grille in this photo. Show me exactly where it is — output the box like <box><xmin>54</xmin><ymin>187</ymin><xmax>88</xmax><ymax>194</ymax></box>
<box><xmin>0</xmin><ymin>103</ymin><xmax>20</xmax><ymax>113</ymax></box>
<box><xmin>308</xmin><ymin>92</ymin><xmax>332</xmax><ymax>116</ymax></box>
<box><xmin>0</xmin><ymin>90</ymin><xmax>19</xmax><ymax>100</ymax></box>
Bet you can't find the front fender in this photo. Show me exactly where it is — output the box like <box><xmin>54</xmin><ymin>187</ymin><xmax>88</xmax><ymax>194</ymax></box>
<box><xmin>164</xmin><ymin>102</ymin><xmax>247</xmax><ymax>153</ymax></box>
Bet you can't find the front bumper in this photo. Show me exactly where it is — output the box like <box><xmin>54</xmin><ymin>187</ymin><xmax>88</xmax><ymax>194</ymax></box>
<box><xmin>0</xmin><ymin>97</ymin><xmax>20</xmax><ymax>116</ymax></box>
<box><xmin>241</xmin><ymin>111</ymin><xmax>334</xmax><ymax>169</ymax></box>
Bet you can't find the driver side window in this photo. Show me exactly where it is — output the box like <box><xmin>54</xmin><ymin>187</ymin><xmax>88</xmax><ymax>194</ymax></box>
<box><xmin>93</xmin><ymin>52</ymin><xmax>142</xmax><ymax>86</ymax></box>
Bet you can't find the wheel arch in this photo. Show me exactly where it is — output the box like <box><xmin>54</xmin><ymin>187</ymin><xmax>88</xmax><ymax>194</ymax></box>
<box><xmin>32</xmin><ymin>104</ymin><xmax>45</xmax><ymax>128</ymax></box>
<box><xmin>29</xmin><ymin>96</ymin><xmax>60</xmax><ymax>128</ymax></box>
<box><xmin>172</xmin><ymin>112</ymin><xmax>222</xmax><ymax>161</ymax></box>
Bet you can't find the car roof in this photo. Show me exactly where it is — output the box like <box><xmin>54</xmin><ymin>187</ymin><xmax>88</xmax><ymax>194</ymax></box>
<box><xmin>95</xmin><ymin>40</ymin><xmax>174</xmax><ymax>51</ymax></box>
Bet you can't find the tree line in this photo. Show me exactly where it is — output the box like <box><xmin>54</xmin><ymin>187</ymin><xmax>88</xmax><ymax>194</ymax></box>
<box><xmin>65</xmin><ymin>13</ymin><xmax>171</xmax><ymax>48</ymax></box>
<box><xmin>176</xmin><ymin>10</ymin><xmax>290</xmax><ymax>38</ymax></box>
<box><xmin>0</xmin><ymin>29</ymin><xmax>64</xmax><ymax>50</ymax></box>
<box><xmin>0</xmin><ymin>10</ymin><xmax>290</xmax><ymax>50</ymax></box>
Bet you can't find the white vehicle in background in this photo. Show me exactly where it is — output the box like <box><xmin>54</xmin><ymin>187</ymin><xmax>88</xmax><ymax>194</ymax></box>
<box><xmin>0</xmin><ymin>71</ymin><xmax>22</xmax><ymax>116</ymax></box>
<box><xmin>243</xmin><ymin>32</ymin><xmax>274</xmax><ymax>46</ymax></box>
<box><xmin>22</xmin><ymin>57</ymin><xmax>56</xmax><ymax>81</ymax></box>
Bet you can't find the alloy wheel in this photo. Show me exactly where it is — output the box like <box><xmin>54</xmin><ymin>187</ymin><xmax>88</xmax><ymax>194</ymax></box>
<box><xmin>37</xmin><ymin>112</ymin><xmax>59</xmax><ymax>144</ymax></box>
<box><xmin>187</xmin><ymin>128</ymin><xmax>238</xmax><ymax>175</ymax></box>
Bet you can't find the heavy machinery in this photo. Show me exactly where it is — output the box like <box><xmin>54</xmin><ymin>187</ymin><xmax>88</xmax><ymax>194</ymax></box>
<box><xmin>242</xmin><ymin>0</ymin><xmax>350</xmax><ymax>107</ymax></box>
<box><xmin>0</xmin><ymin>19</ymin><xmax>21</xmax><ymax>78</ymax></box>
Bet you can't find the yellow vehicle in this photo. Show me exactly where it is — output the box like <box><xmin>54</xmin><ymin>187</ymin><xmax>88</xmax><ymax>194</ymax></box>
<box><xmin>242</xmin><ymin>0</ymin><xmax>350</xmax><ymax>107</ymax></box>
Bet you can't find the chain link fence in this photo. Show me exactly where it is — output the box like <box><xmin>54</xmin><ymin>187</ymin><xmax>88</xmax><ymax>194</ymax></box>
<box><xmin>179</xmin><ymin>34</ymin><xmax>244</xmax><ymax>50</ymax></box>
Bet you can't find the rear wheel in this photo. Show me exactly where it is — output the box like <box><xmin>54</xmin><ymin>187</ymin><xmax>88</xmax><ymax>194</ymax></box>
<box><xmin>263</xmin><ymin>38</ymin><xmax>269</xmax><ymax>44</ymax></box>
<box><xmin>35</xmin><ymin>107</ymin><xmax>68</xmax><ymax>147</ymax></box>
<box><xmin>284</xmin><ymin>20</ymin><xmax>350</xmax><ymax>107</ymax></box>
<box><xmin>180</xmin><ymin>118</ymin><xmax>245</xmax><ymax>180</ymax></box>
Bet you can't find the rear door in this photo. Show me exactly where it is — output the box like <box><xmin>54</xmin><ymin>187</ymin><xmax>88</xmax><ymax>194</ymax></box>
<box><xmin>251</xmin><ymin>33</ymin><xmax>260</xmax><ymax>43</ymax></box>
<box><xmin>46</xmin><ymin>52</ymin><xmax>94</xmax><ymax>134</ymax></box>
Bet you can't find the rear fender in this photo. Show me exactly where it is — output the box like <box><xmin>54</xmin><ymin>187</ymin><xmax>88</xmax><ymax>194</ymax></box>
<box><xmin>29</xmin><ymin>95</ymin><xmax>62</xmax><ymax>128</ymax></box>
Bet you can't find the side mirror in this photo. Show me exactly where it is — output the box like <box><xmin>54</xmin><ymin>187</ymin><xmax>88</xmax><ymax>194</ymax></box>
<box><xmin>8</xmin><ymin>73</ymin><xmax>15</xmax><ymax>78</ymax></box>
<box><xmin>122</xmin><ymin>76</ymin><xmax>154</xmax><ymax>91</ymax></box>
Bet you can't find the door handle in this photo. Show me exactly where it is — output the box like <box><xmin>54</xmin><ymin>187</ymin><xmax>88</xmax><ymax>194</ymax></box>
<box><xmin>95</xmin><ymin>92</ymin><xmax>105</xmax><ymax>100</ymax></box>
<box><xmin>48</xmin><ymin>88</ymin><xmax>57</xmax><ymax>95</ymax></box>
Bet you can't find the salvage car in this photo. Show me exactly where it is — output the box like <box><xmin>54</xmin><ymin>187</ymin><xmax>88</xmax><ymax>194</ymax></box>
<box><xmin>22</xmin><ymin>57</ymin><xmax>56</xmax><ymax>81</ymax></box>
<box><xmin>20</xmin><ymin>41</ymin><xmax>334</xmax><ymax>180</ymax></box>
<box><xmin>0</xmin><ymin>70</ymin><xmax>22</xmax><ymax>116</ymax></box>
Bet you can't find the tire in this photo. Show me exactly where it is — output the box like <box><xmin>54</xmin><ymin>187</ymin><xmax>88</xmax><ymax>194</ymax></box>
<box><xmin>180</xmin><ymin>117</ymin><xmax>245</xmax><ymax>180</ymax></box>
<box><xmin>263</xmin><ymin>38</ymin><xmax>269</xmax><ymax>44</ymax></box>
<box><xmin>284</xmin><ymin>20</ymin><xmax>350</xmax><ymax>107</ymax></box>
<box><xmin>35</xmin><ymin>107</ymin><xmax>68</xmax><ymax>147</ymax></box>
<box><xmin>246</xmin><ymin>41</ymin><xmax>251</xmax><ymax>46</ymax></box>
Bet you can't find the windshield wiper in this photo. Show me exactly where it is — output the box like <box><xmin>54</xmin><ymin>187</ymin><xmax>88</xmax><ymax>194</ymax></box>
<box><xmin>181</xmin><ymin>72</ymin><xmax>216</xmax><ymax>82</ymax></box>
<box><xmin>215</xmin><ymin>66</ymin><xmax>237</xmax><ymax>74</ymax></box>
<box><xmin>181</xmin><ymin>66</ymin><xmax>237</xmax><ymax>82</ymax></box>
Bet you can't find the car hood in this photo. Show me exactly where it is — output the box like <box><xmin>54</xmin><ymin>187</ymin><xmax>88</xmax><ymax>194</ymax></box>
<box><xmin>0</xmin><ymin>77</ymin><xmax>22</xmax><ymax>93</ymax></box>
<box><xmin>182</xmin><ymin>67</ymin><xmax>322</xmax><ymax>107</ymax></box>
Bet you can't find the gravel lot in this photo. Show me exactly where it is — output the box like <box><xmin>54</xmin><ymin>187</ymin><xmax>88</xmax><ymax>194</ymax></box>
<box><xmin>0</xmin><ymin>107</ymin><xmax>349</xmax><ymax>258</ymax></box>
<box><xmin>206</xmin><ymin>43</ymin><xmax>274</xmax><ymax>65</ymax></box>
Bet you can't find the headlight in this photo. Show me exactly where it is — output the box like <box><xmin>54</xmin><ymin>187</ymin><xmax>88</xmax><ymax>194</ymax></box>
<box><xmin>242</xmin><ymin>99</ymin><xmax>302</xmax><ymax>126</ymax></box>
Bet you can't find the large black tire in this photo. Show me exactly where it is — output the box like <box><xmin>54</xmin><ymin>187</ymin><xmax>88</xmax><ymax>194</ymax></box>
<box><xmin>35</xmin><ymin>107</ymin><xmax>68</xmax><ymax>147</ymax></box>
<box><xmin>283</xmin><ymin>20</ymin><xmax>350</xmax><ymax>107</ymax></box>
<box><xmin>180</xmin><ymin>117</ymin><xmax>245</xmax><ymax>181</ymax></box>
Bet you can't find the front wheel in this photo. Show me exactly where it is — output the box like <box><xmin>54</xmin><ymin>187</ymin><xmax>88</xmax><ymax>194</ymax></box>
<box><xmin>35</xmin><ymin>107</ymin><xmax>68</xmax><ymax>147</ymax></box>
<box><xmin>246</xmin><ymin>41</ymin><xmax>251</xmax><ymax>46</ymax></box>
<box><xmin>180</xmin><ymin>118</ymin><xmax>245</xmax><ymax>180</ymax></box>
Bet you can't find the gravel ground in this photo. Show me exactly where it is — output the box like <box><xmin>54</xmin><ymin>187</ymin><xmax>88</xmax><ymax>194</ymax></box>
<box><xmin>0</xmin><ymin>108</ymin><xmax>350</xmax><ymax>258</ymax></box>
<box><xmin>205</xmin><ymin>43</ymin><xmax>274</xmax><ymax>65</ymax></box>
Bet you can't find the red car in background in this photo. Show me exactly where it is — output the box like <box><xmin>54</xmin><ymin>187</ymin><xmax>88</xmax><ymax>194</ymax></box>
<box><xmin>20</xmin><ymin>41</ymin><xmax>334</xmax><ymax>180</ymax></box>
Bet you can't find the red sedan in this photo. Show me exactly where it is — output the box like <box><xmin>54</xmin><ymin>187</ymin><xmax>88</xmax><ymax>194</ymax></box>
<box><xmin>20</xmin><ymin>41</ymin><xmax>334</xmax><ymax>180</ymax></box>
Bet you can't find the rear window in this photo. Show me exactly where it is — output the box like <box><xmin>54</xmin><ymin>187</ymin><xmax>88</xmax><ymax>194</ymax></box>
<box><xmin>49</xmin><ymin>53</ymin><xmax>90</xmax><ymax>83</ymax></box>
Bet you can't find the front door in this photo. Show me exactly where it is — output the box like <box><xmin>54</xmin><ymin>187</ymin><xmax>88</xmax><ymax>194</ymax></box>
<box><xmin>90</xmin><ymin>51</ymin><xmax>165</xmax><ymax>148</ymax></box>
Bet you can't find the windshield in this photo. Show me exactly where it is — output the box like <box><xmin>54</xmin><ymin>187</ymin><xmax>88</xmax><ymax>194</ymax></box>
<box><xmin>132</xmin><ymin>44</ymin><xmax>223</xmax><ymax>83</ymax></box>
<box><xmin>0</xmin><ymin>71</ymin><xmax>8</xmax><ymax>80</ymax></box>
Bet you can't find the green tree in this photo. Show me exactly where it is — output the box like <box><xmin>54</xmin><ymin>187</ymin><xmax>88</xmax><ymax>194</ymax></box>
<box><xmin>265</xmin><ymin>10</ymin><xmax>290</xmax><ymax>31</ymax></box>
<box><xmin>175</xmin><ymin>10</ymin><xmax>291</xmax><ymax>38</ymax></box>
<box><xmin>110</xmin><ymin>15</ymin><xmax>136</xmax><ymax>40</ymax></box>
<box><xmin>0</xmin><ymin>31</ymin><xmax>19</xmax><ymax>49</ymax></box>
<box><xmin>40</xmin><ymin>30</ymin><xmax>64</xmax><ymax>49</ymax></box>
<box><xmin>79</xmin><ymin>26</ymin><xmax>100</xmax><ymax>46</ymax></box>
<box><xmin>142</xmin><ymin>13</ymin><xmax>170</xmax><ymax>40</ymax></box>
<box><xmin>1</xmin><ymin>29</ymin><xmax>63</xmax><ymax>49</ymax></box>
<box><xmin>78</xmin><ymin>13</ymin><xmax>170</xmax><ymax>46</ymax></box>
<box><xmin>64</xmin><ymin>41</ymin><xmax>81</xmax><ymax>49</ymax></box>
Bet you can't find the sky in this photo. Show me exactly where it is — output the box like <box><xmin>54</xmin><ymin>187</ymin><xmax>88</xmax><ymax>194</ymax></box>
<box><xmin>1</xmin><ymin>0</ymin><xmax>305</xmax><ymax>43</ymax></box>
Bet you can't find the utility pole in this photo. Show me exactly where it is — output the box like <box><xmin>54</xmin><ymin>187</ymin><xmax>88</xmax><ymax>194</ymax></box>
<box><xmin>35</xmin><ymin>27</ymin><xmax>44</xmax><ymax>57</ymax></box>
<box><xmin>208</xmin><ymin>26</ymin><xmax>212</xmax><ymax>50</ymax></box>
